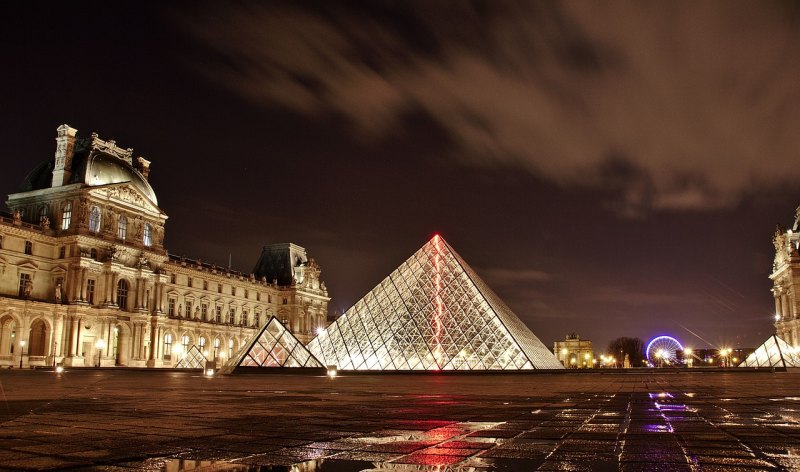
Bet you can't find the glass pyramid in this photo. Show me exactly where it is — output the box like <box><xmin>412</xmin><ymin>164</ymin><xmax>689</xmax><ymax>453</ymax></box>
<box><xmin>308</xmin><ymin>235</ymin><xmax>563</xmax><ymax>370</ymax></box>
<box><xmin>738</xmin><ymin>335</ymin><xmax>800</xmax><ymax>368</ymax></box>
<box><xmin>231</xmin><ymin>316</ymin><xmax>323</xmax><ymax>369</ymax></box>
<box><xmin>175</xmin><ymin>345</ymin><xmax>207</xmax><ymax>369</ymax></box>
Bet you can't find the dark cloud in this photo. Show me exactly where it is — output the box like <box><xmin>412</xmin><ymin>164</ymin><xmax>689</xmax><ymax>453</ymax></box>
<box><xmin>180</xmin><ymin>1</ymin><xmax>800</xmax><ymax>215</ymax></box>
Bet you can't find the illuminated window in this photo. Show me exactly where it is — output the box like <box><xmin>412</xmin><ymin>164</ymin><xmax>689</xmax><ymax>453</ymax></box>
<box><xmin>228</xmin><ymin>339</ymin><xmax>234</xmax><ymax>359</ymax></box>
<box><xmin>116</xmin><ymin>279</ymin><xmax>128</xmax><ymax>310</ymax></box>
<box><xmin>163</xmin><ymin>334</ymin><xmax>172</xmax><ymax>360</ymax></box>
<box><xmin>89</xmin><ymin>206</ymin><xmax>101</xmax><ymax>233</ymax></box>
<box><xmin>199</xmin><ymin>337</ymin><xmax>206</xmax><ymax>349</ymax></box>
<box><xmin>182</xmin><ymin>335</ymin><xmax>190</xmax><ymax>351</ymax></box>
<box><xmin>117</xmin><ymin>215</ymin><xmax>127</xmax><ymax>240</ymax></box>
<box><xmin>61</xmin><ymin>202</ymin><xmax>72</xmax><ymax>230</ymax></box>
<box><xmin>24</xmin><ymin>241</ymin><xmax>32</xmax><ymax>255</ymax></box>
<box><xmin>143</xmin><ymin>223</ymin><xmax>152</xmax><ymax>247</ymax></box>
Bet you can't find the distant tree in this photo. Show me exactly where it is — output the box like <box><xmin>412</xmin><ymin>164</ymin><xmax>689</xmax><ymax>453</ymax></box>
<box><xmin>607</xmin><ymin>337</ymin><xmax>645</xmax><ymax>367</ymax></box>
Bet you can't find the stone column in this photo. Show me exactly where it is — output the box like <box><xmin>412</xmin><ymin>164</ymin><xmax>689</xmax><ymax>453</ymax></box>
<box><xmin>782</xmin><ymin>295</ymin><xmax>790</xmax><ymax>321</ymax></box>
<box><xmin>776</xmin><ymin>296</ymin><xmax>783</xmax><ymax>319</ymax></box>
<box><xmin>53</xmin><ymin>313</ymin><xmax>63</xmax><ymax>358</ymax></box>
<box><xmin>132</xmin><ymin>324</ymin><xmax>140</xmax><ymax>359</ymax></box>
<box><xmin>79</xmin><ymin>268</ymin><xmax>88</xmax><ymax>301</ymax></box>
<box><xmin>68</xmin><ymin>317</ymin><xmax>78</xmax><ymax>357</ymax></box>
<box><xmin>74</xmin><ymin>317</ymin><xmax>83</xmax><ymax>356</ymax></box>
<box><xmin>111</xmin><ymin>273</ymin><xmax>119</xmax><ymax>304</ymax></box>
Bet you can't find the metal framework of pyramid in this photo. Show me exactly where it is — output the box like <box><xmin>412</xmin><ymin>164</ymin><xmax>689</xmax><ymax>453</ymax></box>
<box><xmin>739</xmin><ymin>335</ymin><xmax>800</xmax><ymax>368</ymax></box>
<box><xmin>232</xmin><ymin>316</ymin><xmax>323</xmax><ymax>368</ymax></box>
<box><xmin>308</xmin><ymin>235</ymin><xmax>563</xmax><ymax>370</ymax></box>
<box><xmin>175</xmin><ymin>345</ymin><xmax>207</xmax><ymax>369</ymax></box>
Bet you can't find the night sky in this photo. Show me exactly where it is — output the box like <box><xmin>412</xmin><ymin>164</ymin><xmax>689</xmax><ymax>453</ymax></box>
<box><xmin>3</xmin><ymin>1</ymin><xmax>800</xmax><ymax>352</ymax></box>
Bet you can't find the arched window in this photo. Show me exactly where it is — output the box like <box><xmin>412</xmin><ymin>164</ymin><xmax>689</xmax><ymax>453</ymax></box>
<box><xmin>143</xmin><ymin>223</ymin><xmax>152</xmax><ymax>247</ymax></box>
<box><xmin>39</xmin><ymin>205</ymin><xmax>48</xmax><ymax>225</ymax></box>
<box><xmin>88</xmin><ymin>206</ymin><xmax>101</xmax><ymax>233</ymax></box>
<box><xmin>228</xmin><ymin>339</ymin><xmax>234</xmax><ymax>359</ymax></box>
<box><xmin>117</xmin><ymin>215</ymin><xmax>127</xmax><ymax>240</ymax></box>
<box><xmin>117</xmin><ymin>280</ymin><xmax>129</xmax><ymax>310</ymax></box>
<box><xmin>61</xmin><ymin>202</ymin><xmax>72</xmax><ymax>230</ymax></box>
<box><xmin>181</xmin><ymin>335</ymin><xmax>190</xmax><ymax>352</ymax></box>
<box><xmin>199</xmin><ymin>336</ymin><xmax>207</xmax><ymax>355</ymax></box>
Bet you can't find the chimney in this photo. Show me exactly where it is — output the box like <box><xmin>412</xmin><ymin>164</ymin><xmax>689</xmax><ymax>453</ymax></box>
<box><xmin>135</xmin><ymin>156</ymin><xmax>151</xmax><ymax>180</ymax></box>
<box><xmin>51</xmin><ymin>124</ymin><xmax>78</xmax><ymax>187</ymax></box>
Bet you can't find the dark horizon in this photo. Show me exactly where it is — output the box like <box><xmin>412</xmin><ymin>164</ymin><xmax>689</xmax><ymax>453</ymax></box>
<box><xmin>3</xmin><ymin>1</ymin><xmax>800</xmax><ymax>353</ymax></box>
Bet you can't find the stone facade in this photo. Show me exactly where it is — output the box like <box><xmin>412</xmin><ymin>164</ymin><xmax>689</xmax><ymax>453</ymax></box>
<box><xmin>553</xmin><ymin>333</ymin><xmax>595</xmax><ymax>368</ymax></box>
<box><xmin>772</xmin><ymin>206</ymin><xmax>800</xmax><ymax>346</ymax></box>
<box><xmin>0</xmin><ymin>125</ymin><xmax>329</xmax><ymax>368</ymax></box>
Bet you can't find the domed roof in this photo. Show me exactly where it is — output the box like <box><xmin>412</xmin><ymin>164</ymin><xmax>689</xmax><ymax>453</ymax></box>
<box><xmin>81</xmin><ymin>152</ymin><xmax>158</xmax><ymax>205</ymax></box>
<box><xmin>19</xmin><ymin>149</ymin><xmax>158</xmax><ymax>205</ymax></box>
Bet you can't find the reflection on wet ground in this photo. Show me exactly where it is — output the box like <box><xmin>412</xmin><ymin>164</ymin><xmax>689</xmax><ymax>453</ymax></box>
<box><xmin>1</xmin><ymin>370</ymin><xmax>800</xmax><ymax>470</ymax></box>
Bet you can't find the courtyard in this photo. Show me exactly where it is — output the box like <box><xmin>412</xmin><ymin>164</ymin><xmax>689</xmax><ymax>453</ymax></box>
<box><xmin>0</xmin><ymin>369</ymin><xmax>799</xmax><ymax>471</ymax></box>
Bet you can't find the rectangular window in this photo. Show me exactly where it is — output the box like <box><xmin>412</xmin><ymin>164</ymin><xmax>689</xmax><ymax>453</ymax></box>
<box><xmin>201</xmin><ymin>304</ymin><xmax>208</xmax><ymax>321</ymax></box>
<box><xmin>268</xmin><ymin>294</ymin><xmax>272</xmax><ymax>303</ymax></box>
<box><xmin>218</xmin><ymin>284</ymin><xmax>223</xmax><ymax>294</ymax></box>
<box><xmin>59</xmin><ymin>246</ymin><xmax>65</xmax><ymax>259</ymax></box>
<box><xmin>203</xmin><ymin>281</ymin><xmax>208</xmax><ymax>291</ymax></box>
<box><xmin>256</xmin><ymin>292</ymin><xmax>260</xmax><ymax>302</ymax></box>
<box><xmin>163</xmin><ymin>334</ymin><xmax>172</xmax><ymax>361</ymax></box>
<box><xmin>170</xmin><ymin>273</ymin><xmax>176</xmax><ymax>284</ymax></box>
<box><xmin>185</xmin><ymin>300</ymin><xmax>193</xmax><ymax>318</ymax></box>
<box><xmin>244</xmin><ymin>289</ymin><xmax>249</xmax><ymax>299</ymax></box>
<box><xmin>61</xmin><ymin>203</ymin><xmax>72</xmax><ymax>230</ymax></box>
<box><xmin>254</xmin><ymin>312</ymin><xmax>260</xmax><ymax>327</ymax></box>
<box><xmin>215</xmin><ymin>305</ymin><xmax>222</xmax><ymax>323</ymax></box>
<box><xmin>228</xmin><ymin>308</ymin><xmax>235</xmax><ymax>324</ymax></box>
<box><xmin>18</xmin><ymin>273</ymin><xmax>31</xmax><ymax>297</ymax></box>
<box><xmin>117</xmin><ymin>216</ymin><xmax>127</xmax><ymax>240</ymax></box>
<box><xmin>24</xmin><ymin>241</ymin><xmax>32</xmax><ymax>255</ymax></box>
<box><xmin>168</xmin><ymin>298</ymin><xmax>176</xmax><ymax>316</ymax></box>
<box><xmin>86</xmin><ymin>279</ymin><xmax>96</xmax><ymax>304</ymax></box>
<box><xmin>187</xmin><ymin>277</ymin><xmax>192</xmax><ymax>288</ymax></box>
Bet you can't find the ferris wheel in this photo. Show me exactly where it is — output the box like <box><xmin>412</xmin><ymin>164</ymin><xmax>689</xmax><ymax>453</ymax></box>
<box><xmin>646</xmin><ymin>336</ymin><xmax>683</xmax><ymax>365</ymax></box>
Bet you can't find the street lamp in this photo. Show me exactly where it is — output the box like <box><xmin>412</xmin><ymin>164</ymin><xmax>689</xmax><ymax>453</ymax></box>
<box><xmin>19</xmin><ymin>340</ymin><xmax>26</xmax><ymax>368</ymax></box>
<box><xmin>95</xmin><ymin>339</ymin><xmax>106</xmax><ymax>368</ymax></box>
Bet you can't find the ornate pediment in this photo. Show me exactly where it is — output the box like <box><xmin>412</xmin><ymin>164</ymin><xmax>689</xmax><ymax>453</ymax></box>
<box><xmin>89</xmin><ymin>183</ymin><xmax>162</xmax><ymax>216</ymax></box>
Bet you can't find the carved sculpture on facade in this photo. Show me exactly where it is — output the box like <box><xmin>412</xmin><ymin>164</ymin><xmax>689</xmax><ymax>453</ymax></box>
<box><xmin>137</xmin><ymin>254</ymin><xmax>150</xmax><ymax>269</ymax></box>
<box><xmin>774</xmin><ymin>226</ymin><xmax>789</xmax><ymax>270</ymax></box>
<box><xmin>23</xmin><ymin>279</ymin><xmax>33</xmax><ymax>298</ymax></box>
<box><xmin>40</xmin><ymin>216</ymin><xmax>50</xmax><ymax>230</ymax></box>
<box><xmin>55</xmin><ymin>283</ymin><xmax>62</xmax><ymax>304</ymax></box>
<box><xmin>12</xmin><ymin>209</ymin><xmax>21</xmax><ymax>225</ymax></box>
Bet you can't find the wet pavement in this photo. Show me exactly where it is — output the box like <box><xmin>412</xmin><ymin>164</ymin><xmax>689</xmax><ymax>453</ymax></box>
<box><xmin>1</xmin><ymin>369</ymin><xmax>800</xmax><ymax>471</ymax></box>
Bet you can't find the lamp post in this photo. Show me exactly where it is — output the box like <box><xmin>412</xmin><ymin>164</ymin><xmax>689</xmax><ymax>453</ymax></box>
<box><xmin>19</xmin><ymin>340</ymin><xmax>26</xmax><ymax>368</ymax></box>
<box><xmin>95</xmin><ymin>339</ymin><xmax>106</xmax><ymax>368</ymax></box>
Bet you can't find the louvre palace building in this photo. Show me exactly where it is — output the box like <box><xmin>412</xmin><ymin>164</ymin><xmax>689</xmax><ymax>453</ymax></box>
<box><xmin>0</xmin><ymin>124</ymin><xmax>329</xmax><ymax>368</ymax></box>
<box><xmin>772</xmin><ymin>206</ymin><xmax>800</xmax><ymax>345</ymax></box>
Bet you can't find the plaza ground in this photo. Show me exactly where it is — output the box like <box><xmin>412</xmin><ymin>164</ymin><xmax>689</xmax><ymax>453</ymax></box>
<box><xmin>0</xmin><ymin>369</ymin><xmax>799</xmax><ymax>471</ymax></box>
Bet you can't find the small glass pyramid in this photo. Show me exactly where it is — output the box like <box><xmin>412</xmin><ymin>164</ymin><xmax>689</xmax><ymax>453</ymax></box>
<box><xmin>308</xmin><ymin>235</ymin><xmax>563</xmax><ymax>370</ymax></box>
<box><xmin>739</xmin><ymin>335</ymin><xmax>800</xmax><ymax>368</ymax></box>
<box><xmin>175</xmin><ymin>345</ymin><xmax>207</xmax><ymax>369</ymax></box>
<box><xmin>232</xmin><ymin>316</ymin><xmax>323</xmax><ymax>368</ymax></box>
